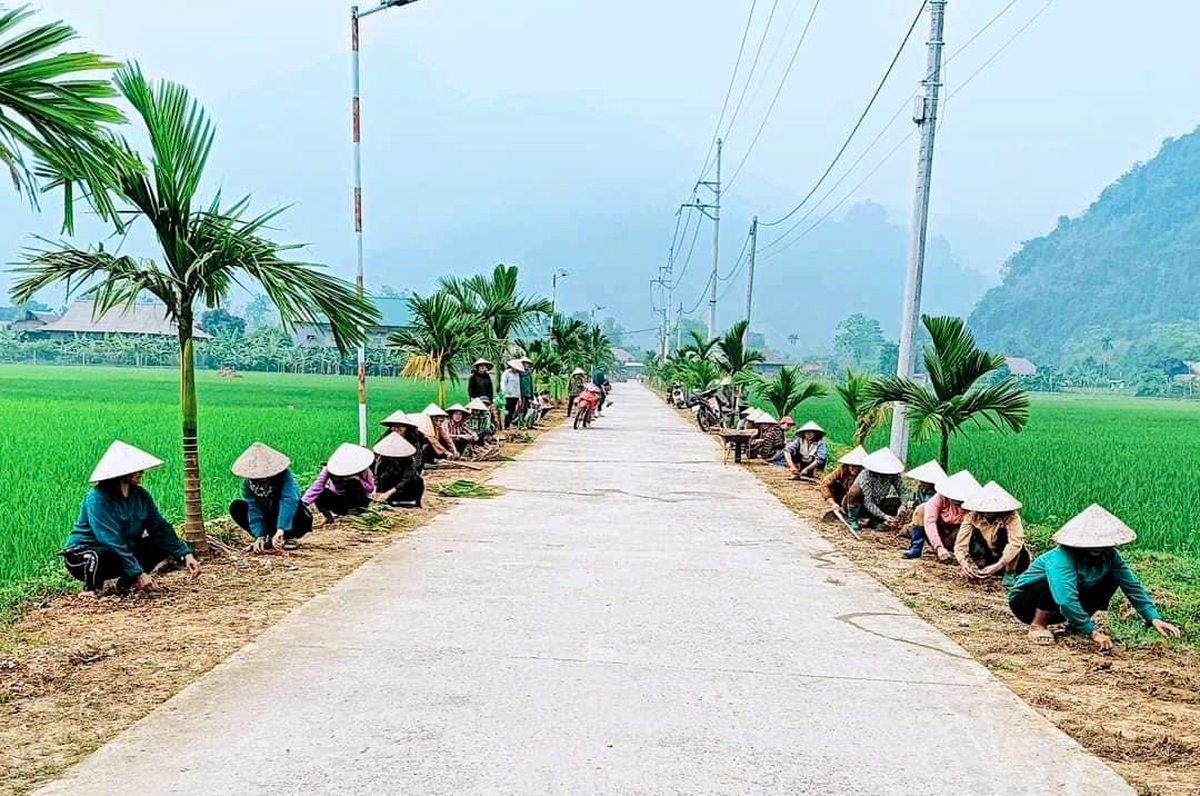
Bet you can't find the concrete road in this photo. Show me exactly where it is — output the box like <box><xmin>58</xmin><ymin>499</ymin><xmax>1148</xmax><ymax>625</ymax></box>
<box><xmin>37</xmin><ymin>383</ymin><xmax>1131</xmax><ymax>795</ymax></box>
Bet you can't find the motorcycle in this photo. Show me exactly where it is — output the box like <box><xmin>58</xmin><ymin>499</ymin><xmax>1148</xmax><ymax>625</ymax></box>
<box><xmin>686</xmin><ymin>393</ymin><xmax>723</xmax><ymax>433</ymax></box>
<box><xmin>573</xmin><ymin>383</ymin><xmax>601</xmax><ymax>429</ymax></box>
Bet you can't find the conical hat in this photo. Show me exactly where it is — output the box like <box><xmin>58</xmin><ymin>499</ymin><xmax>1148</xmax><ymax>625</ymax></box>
<box><xmin>231</xmin><ymin>442</ymin><xmax>290</xmax><ymax>479</ymax></box>
<box><xmin>572</xmin><ymin>367</ymin><xmax>586</xmax><ymax>375</ymax></box>
<box><xmin>962</xmin><ymin>481</ymin><xmax>1022</xmax><ymax>513</ymax></box>
<box><xmin>446</xmin><ymin>403</ymin><xmax>469</xmax><ymax>415</ymax></box>
<box><xmin>863</xmin><ymin>448</ymin><xmax>904</xmax><ymax>475</ymax></box>
<box><xmin>507</xmin><ymin>359</ymin><xmax>525</xmax><ymax>372</ymax></box>
<box><xmin>756</xmin><ymin>410</ymin><xmax>777</xmax><ymax>424</ymax></box>
<box><xmin>1053</xmin><ymin>504</ymin><xmax>1136</xmax><ymax>548</ymax></box>
<box><xmin>424</xmin><ymin>403</ymin><xmax>448</xmax><ymax>418</ymax></box>
<box><xmin>934</xmin><ymin>470</ymin><xmax>981</xmax><ymax>502</ymax></box>
<box><xmin>380</xmin><ymin>409</ymin><xmax>415</xmax><ymax>427</ymax></box>
<box><xmin>373</xmin><ymin>433</ymin><xmax>417</xmax><ymax>458</ymax></box>
<box><xmin>89</xmin><ymin>440</ymin><xmax>163</xmax><ymax>483</ymax></box>
<box><xmin>905</xmin><ymin>460</ymin><xmax>947</xmax><ymax>485</ymax></box>
<box><xmin>466</xmin><ymin>398</ymin><xmax>489</xmax><ymax>412</ymax></box>
<box><xmin>838</xmin><ymin>445</ymin><xmax>868</xmax><ymax>466</ymax></box>
<box><xmin>413</xmin><ymin>411</ymin><xmax>438</xmax><ymax>440</ymax></box>
<box><xmin>472</xmin><ymin>358</ymin><xmax>492</xmax><ymax>368</ymax></box>
<box><xmin>327</xmin><ymin>443</ymin><xmax>375</xmax><ymax>477</ymax></box>
<box><xmin>796</xmin><ymin>421</ymin><xmax>825</xmax><ymax>436</ymax></box>
<box><xmin>519</xmin><ymin>356</ymin><xmax>533</xmax><ymax>365</ymax></box>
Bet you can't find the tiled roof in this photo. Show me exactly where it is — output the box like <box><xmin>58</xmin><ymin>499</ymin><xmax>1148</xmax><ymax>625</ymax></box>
<box><xmin>41</xmin><ymin>302</ymin><xmax>212</xmax><ymax>338</ymax></box>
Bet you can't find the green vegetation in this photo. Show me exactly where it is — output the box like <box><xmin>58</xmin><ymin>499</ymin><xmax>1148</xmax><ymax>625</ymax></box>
<box><xmin>0</xmin><ymin>365</ymin><xmax>460</xmax><ymax>595</ymax></box>
<box><xmin>435</xmin><ymin>480</ymin><xmax>500</xmax><ymax>499</ymax></box>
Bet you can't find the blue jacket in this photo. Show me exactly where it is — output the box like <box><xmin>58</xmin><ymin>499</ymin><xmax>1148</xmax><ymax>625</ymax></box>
<box><xmin>66</xmin><ymin>486</ymin><xmax>192</xmax><ymax>578</ymax></box>
<box><xmin>1009</xmin><ymin>547</ymin><xmax>1160</xmax><ymax>634</ymax></box>
<box><xmin>241</xmin><ymin>470</ymin><xmax>300</xmax><ymax>538</ymax></box>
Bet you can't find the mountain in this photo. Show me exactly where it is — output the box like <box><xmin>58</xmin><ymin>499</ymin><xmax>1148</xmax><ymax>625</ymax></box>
<box><xmin>969</xmin><ymin>127</ymin><xmax>1200</xmax><ymax>365</ymax></box>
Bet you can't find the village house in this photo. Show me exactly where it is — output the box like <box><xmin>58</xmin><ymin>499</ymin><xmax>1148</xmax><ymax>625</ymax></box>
<box><xmin>34</xmin><ymin>301</ymin><xmax>211</xmax><ymax>341</ymax></box>
<box><xmin>290</xmin><ymin>296</ymin><xmax>410</xmax><ymax>348</ymax></box>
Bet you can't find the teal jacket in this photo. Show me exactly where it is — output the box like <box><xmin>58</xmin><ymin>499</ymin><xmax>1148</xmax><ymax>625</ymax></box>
<box><xmin>66</xmin><ymin>486</ymin><xmax>192</xmax><ymax>578</ymax></box>
<box><xmin>1009</xmin><ymin>547</ymin><xmax>1160</xmax><ymax>634</ymax></box>
<box><xmin>518</xmin><ymin>371</ymin><xmax>534</xmax><ymax>398</ymax></box>
<box><xmin>241</xmin><ymin>470</ymin><xmax>300</xmax><ymax>538</ymax></box>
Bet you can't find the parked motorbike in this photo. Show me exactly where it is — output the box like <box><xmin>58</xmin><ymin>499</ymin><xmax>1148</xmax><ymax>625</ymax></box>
<box><xmin>686</xmin><ymin>393</ymin><xmax>723</xmax><ymax>432</ymax></box>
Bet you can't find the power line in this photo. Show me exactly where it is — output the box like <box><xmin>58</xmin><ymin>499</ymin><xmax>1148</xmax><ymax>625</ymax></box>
<box><xmin>696</xmin><ymin>1</ymin><xmax>759</xmax><ymax>183</ymax></box>
<box><xmin>759</xmin><ymin>0</ymin><xmax>928</xmax><ymax>229</ymax></box>
<box><xmin>718</xmin><ymin>227</ymin><xmax>753</xmax><ymax>280</ymax></box>
<box><xmin>722</xmin><ymin>0</ymin><xmax>822</xmax><ymax>192</ymax></box>
<box><xmin>681</xmin><ymin>273</ymin><xmax>716</xmax><ymax>315</ymax></box>
<box><xmin>671</xmin><ymin>210</ymin><xmax>706</xmax><ymax>289</ymax></box>
<box><xmin>721</xmin><ymin>0</ymin><xmax>781</xmax><ymax>141</ymax></box>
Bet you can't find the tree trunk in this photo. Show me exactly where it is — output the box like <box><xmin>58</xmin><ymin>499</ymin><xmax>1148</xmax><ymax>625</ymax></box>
<box><xmin>178</xmin><ymin>313</ymin><xmax>207</xmax><ymax>554</ymax></box>
<box><xmin>438</xmin><ymin>377</ymin><xmax>446</xmax><ymax>407</ymax></box>
<box><xmin>939</xmin><ymin>428</ymin><xmax>950</xmax><ymax>471</ymax></box>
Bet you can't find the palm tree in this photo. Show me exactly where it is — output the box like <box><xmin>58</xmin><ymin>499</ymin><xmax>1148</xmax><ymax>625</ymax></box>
<box><xmin>10</xmin><ymin>65</ymin><xmax>378</xmax><ymax>552</ymax></box>
<box><xmin>715</xmin><ymin>320</ymin><xmax>766</xmax><ymax>413</ymax></box>
<box><xmin>865</xmin><ymin>315</ymin><xmax>1030</xmax><ymax>469</ymax></box>
<box><xmin>549</xmin><ymin>313</ymin><xmax>587</xmax><ymax>354</ymax></box>
<box><xmin>836</xmin><ymin>369</ymin><xmax>888</xmax><ymax>446</ymax></box>
<box><xmin>0</xmin><ymin>6</ymin><xmax>130</xmax><ymax>229</ymax></box>
<box><xmin>753</xmin><ymin>365</ymin><xmax>827</xmax><ymax>418</ymax></box>
<box><xmin>389</xmin><ymin>291</ymin><xmax>489</xmax><ymax>405</ymax></box>
<box><xmin>679</xmin><ymin>329</ymin><xmax>718</xmax><ymax>361</ymax></box>
<box><xmin>439</xmin><ymin>264</ymin><xmax>553</xmax><ymax>363</ymax></box>
<box><xmin>679</xmin><ymin>357</ymin><xmax>721</xmax><ymax>392</ymax></box>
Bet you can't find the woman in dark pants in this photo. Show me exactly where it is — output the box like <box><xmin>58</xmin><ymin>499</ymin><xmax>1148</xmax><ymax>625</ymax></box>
<box><xmin>372</xmin><ymin>433</ymin><xmax>425</xmax><ymax>508</ymax></box>
<box><xmin>1009</xmin><ymin>504</ymin><xmax>1180</xmax><ymax>651</ymax></box>
<box><xmin>229</xmin><ymin>442</ymin><xmax>312</xmax><ymax>552</ymax></box>
<box><xmin>62</xmin><ymin>440</ymin><xmax>200</xmax><ymax>595</ymax></box>
<box><xmin>302</xmin><ymin>443</ymin><xmax>376</xmax><ymax>523</ymax></box>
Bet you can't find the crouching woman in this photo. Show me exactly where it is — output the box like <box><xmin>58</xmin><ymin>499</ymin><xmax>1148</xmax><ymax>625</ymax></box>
<box><xmin>372</xmin><ymin>433</ymin><xmax>425</xmax><ymax>508</ymax></box>
<box><xmin>1009</xmin><ymin>504</ymin><xmax>1180</xmax><ymax>650</ymax></box>
<box><xmin>62</xmin><ymin>441</ymin><xmax>200</xmax><ymax>596</ymax></box>
<box><xmin>229</xmin><ymin>442</ymin><xmax>312</xmax><ymax>553</ymax></box>
<box><xmin>302</xmin><ymin>443</ymin><xmax>376</xmax><ymax>522</ymax></box>
<box><xmin>956</xmin><ymin>481</ymin><xmax>1031</xmax><ymax>584</ymax></box>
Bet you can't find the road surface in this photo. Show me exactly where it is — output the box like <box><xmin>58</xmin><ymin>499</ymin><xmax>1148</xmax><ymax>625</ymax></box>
<box><xmin>37</xmin><ymin>382</ymin><xmax>1131</xmax><ymax>795</ymax></box>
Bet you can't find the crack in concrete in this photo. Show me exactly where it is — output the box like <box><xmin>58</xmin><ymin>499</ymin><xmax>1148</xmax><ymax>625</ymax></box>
<box><xmin>835</xmin><ymin>612</ymin><xmax>972</xmax><ymax>661</ymax></box>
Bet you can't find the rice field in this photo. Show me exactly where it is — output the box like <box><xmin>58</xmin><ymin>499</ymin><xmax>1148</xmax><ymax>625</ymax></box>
<box><xmin>0</xmin><ymin>365</ymin><xmax>464</xmax><ymax>589</ymax></box>
<box><xmin>764</xmin><ymin>391</ymin><xmax>1200</xmax><ymax>554</ymax></box>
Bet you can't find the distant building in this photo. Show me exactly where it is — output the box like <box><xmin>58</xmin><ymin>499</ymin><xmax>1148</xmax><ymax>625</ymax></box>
<box><xmin>611</xmin><ymin>347</ymin><xmax>634</xmax><ymax>364</ymax></box>
<box><xmin>1003</xmin><ymin>356</ymin><xmax>1037</xmax><ymax>377</ymax></box>
<box><xmin>7</xmin><ymin>308</ymin><xmax>58</xmax><ymax>333</ymax></box>
<box><xmin>36</xmin><ymin>301</ymin><xmax>211</xmax><ymax>340</ymax></box>
<box><xmin>291</xmin><ymin>296</ymin><xmax>410</xmax><ymax>348</ymax></box>
<box><xmin>751</xmin><ymin>361</ymin><xmax>826</xmax><ymax>376</ymax></box>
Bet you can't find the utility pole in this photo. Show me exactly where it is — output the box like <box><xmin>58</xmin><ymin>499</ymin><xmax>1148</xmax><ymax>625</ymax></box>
<box><xmin>550</xmin><ymin>269</ymin><xmax>569</xmax><ymax>340</ymax></box>
<box><xmin>744</xmin><ymin>216</ymin><xmax>758</xmax><ymax>334</ymax></box>
<box><xmin>890</xmin><ymin>0</ymin><xmax>947</xmax><ymax>463</ymax></box>
<box><xmin>675</xmin><ymin>303</ymin><xmax>684</xmax><ymax>352</ymax></box>
<box><xmin>681</xmin><ymin>141</ymin><xmax>722</xmax><ymax>340</ymax></box>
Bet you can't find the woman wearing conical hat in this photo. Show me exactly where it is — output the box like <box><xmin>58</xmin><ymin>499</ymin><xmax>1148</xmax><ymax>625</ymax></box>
<box><xmin>904</xmin><ymin>460</ymin><xmax>946</xmax><ymax>509</ymax></box>
<box><xmin>843</xmin><ymin>448</ymin><xmax>908</xmax><ymax>531</ymax></box>
<box><xmin>955</xmin><ymin>481</ymin><xmax>1031</xmax><ymax>584</ymax></box>
<box><xmin>902</xmin><ymin>469</ymin><xmax>977</xmax><ymax>561</ymax></box>
<box><xmin>62</xmin><ymin>441</ymin><xmax>200</xmax><ymax>596</ymax></box>
<box><xmin>567</xmin><ymin>367</ymin><xmax>587</xmax><ymax>418</ymax></box>
<box><xmin>378</xmin><ymin>410</ymin><xmax>430</xmax><ymax>473</ymax></box>
<box><xmin>444</xmin><ymin>403</ymin><xmax>479</xmax><ymax>453</ymax></box>
<box><xmin>783</xmin><ymin>421</ymin><xmax>827</xmax><ymax>480</ymax></box>
<box><xmin>301</xmin><ymin>443</ymin><xmax>376</xmax><ymax>524</ymax></box>
<box><xmin>747</xmin><ymin>413</ymin><xmax>788</xmax><ymax>461</ymax></box>
<box><xmin>424</xmin><ymin>404</ymin><xmax>461</xmax><ymax>460</ymax></box>
<box><xmin>820</xmin><ymin>445</ymin><xmax>866</xmax><ymax>512</ymax></box>
<box><xmin>229</xmin><ymin>443</ymin><xmax>311</xmax><ymax>553</ymax></box>
<box><xmin>372</xmin><ymin>433</ymin><xmax>425</xmax><ymax>508</ymax></box>
<box><xmin>1009</xmin><ymin>505</ymin><xmax>1180</xmax><ymax>650</ymax></box>
<box><xmin>467</xmin><ymin>359</ymin><xmax>495</xmax><ymax>406</ymax></box>
<box><xmin>465</xmin><ymin>397</ymin><xmax>497</xmax><ymax>443</ymax></box>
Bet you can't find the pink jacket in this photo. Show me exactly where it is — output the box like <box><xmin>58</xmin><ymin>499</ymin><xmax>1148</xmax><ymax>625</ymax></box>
<box><xmin>923</xmin><ymin>492</ymin><xmax>965</xmax><ymax>551</ymax></box>
<box><xmin>302</xmin><ymin>467</ymin><xmax>375</xmax><ymax>505</ymax></box>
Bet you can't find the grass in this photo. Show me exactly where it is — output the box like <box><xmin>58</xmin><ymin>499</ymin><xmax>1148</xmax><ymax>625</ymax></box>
<box><xmin>0</xmin><ymin>364</ymin><xmax>465</xmax><ymax>599</ymax></box>
<box><xmin>435</xmin><ymin>479</ymin><xmax>499</xmax><ymax>499</ymax></box>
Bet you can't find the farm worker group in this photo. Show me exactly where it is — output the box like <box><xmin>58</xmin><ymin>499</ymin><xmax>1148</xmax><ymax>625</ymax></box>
<box><xmin>735</xmin><ymin>411</ymin><xmax>1181</xmax><ymax>652</ymax></box>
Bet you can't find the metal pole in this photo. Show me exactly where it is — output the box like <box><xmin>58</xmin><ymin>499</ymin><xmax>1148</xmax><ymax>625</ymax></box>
<box><xmin>890</xmin><ymin>0</ymin><xmax>947</xmax><ymax>462</ymax></box>
<box><xmin>744</xmin><ymin>216</ymin><xmax>757</xmax><ymax>332</ymax></box>
<box><xmin>551</xmin><ymin>273</ymin><xmax>558</xmax><ymax>341</ymax></box>
<box><xmin>675</xmin><ymin>303</ymin><xmax>683</xmax><ymax>352</ymax></box>
<box><xmin>708</xmin><ymin>138</ymin><xmax>722</xmax><ymax>339</ymax></box>
<box><xmin>351</xmin><ymin>5</ymin><xmax>368</xmax><ymax>445</ymax></box>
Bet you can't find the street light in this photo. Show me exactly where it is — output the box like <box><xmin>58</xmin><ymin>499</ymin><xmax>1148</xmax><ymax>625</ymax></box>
<box><xmin>550</xmin><ymin>269</ymin><xmax>569</xmax><ymax>340</ymax></box>
<box><xmin>591</xmin><ymin>304</ymin><xmax>605</xmax><ymax>324</ymax></box>
<box><xmin>350</xmin><ymin>0</ymin><xmax>421</xmax><ymax>445</ymax></box>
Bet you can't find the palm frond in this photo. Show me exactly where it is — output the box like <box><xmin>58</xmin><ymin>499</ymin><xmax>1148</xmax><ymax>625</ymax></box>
<box><xmin>956</xmin><ymin>377</ymin><xmax>1031</xmax><ymax>434</ymax></box>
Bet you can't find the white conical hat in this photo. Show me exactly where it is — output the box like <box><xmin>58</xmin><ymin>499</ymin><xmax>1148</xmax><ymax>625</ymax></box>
<box><xmin>756</xmin><ymin>410</ymin><xmax>777</xmax><ymax>424</ymax></box>
<box><xmin>373</xmin><ymin>433</ymin><xmax>417</xmax><ymax>458</ymax></box>
<box><xmin>446</xmin><ymin>403</ymin><xmax>468</xmax><ymax>415</ymax></box>
<box><xmin>962</xmin><ymin>481</ymin><xmax>1022</xmax><ymax>513</ymax></box>
<box><xmin>507</xmin><ymin>359</ymin><xmax>525</xmax><ymax>372</ymax></box>
<box><xmin>520</xmin><ymin>356</ymin><xmax>533</xmax><ymax>364</ymax></box>
<box><xmin>473</xmin><ymin>358</ymin><xmax>492</xmax><ymax>368</ymax></box>
<box><xmin>327</xmin><ymin>443</ymin><xmax>374</xmax><ymax>477</ymax></box>
<box><xmin>413</xmin><ymin>411</ymin><xmax>438</xmax><ymax>440</ymax></box>
<box><xmin>231</xmin><ymin>442</ymin><xmax>291</xmax><ymax>479</ymax></box>
<box><xmin>572</xmin><ymin>367</ymin><xmax>586</xmax><ymax>375</ymax></box>
<box><xmin>89</xmin><ymin>440</ymin><xmax>163</xmax><ymax>483</ymax></box>
<box><xmin>838</xmin><ymin>445</ymin><xmax>868</xmax><ymax>466</ymax></box>
<box><xmin>934</xmin><ymin>470</ymin><xmax>981</xmax><ymax>502</ymax></box>
<box><xmin>380</xmin><ymin>409</ymin><xmax>415</xmax><ymax>427</ymax></box>
<box><xmin>905</xmin><ymin>460</ymin><xmax>947</xmax><ymax>485</ymax></box>
<box><xmin>863</xmin><ymin>448</ymin><xmax>904</xmax><ymax>475</ymax></box>
<box><xmin>1053</xmin><ymin>504</ymin><xmax>1136</xmax><ymax>548</ymax></box>
<box><xmin>466</xmin><ymin>398</ymin><xmax>489</xmax><ymax>412</ymax></box>
<box><xmin>424</xmin><ymin>403</ymin><xmax>448</xmax><ymax>418</ymax></box>
<box><xmin>796</xmin><ymin>421</ymin><xmax>825</xmax><ymax>435</ymax></box>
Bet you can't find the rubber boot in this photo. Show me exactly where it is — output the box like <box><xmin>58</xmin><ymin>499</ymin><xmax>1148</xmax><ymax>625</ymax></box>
<box><xmin>902</xmin><ymin>526</ymin><xmax>926</xmax><ymax>559</ymax></box>
<box><xmin>846</xmin><ymin>504</ymin><xmax>862</xmax><ymax>531</ymax></box>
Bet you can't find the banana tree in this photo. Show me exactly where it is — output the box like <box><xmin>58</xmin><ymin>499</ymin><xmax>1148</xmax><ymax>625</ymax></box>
<box><xmin>10</xmin><ymin>64</ymin><xmax>378</xmax><ymax>552</ymax></box>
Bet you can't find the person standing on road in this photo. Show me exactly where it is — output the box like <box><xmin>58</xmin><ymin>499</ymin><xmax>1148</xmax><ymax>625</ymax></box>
<box><xmin>903</xmin><ymin>469</ymin><xmax>977</xmax><ymax>561</ymax></box>
<box><xmin>62</xmin><ymin>441</ymin><xmax>200</xmax><ymax>596</ymax></box>
<box><xmin>229</xmin><ymin>442</ymin><xmax>312</xmax><ymax>553</ymax></box>
<box><xmin>501</xmin><ymin>360</ymin><xmax>524</xmax><ymax>429</ymax></box>
<box><xmin>468</xmin><ymin>359</ymin><xmax>494</xmax><ymax>404</ymax></box>
<box><xmin>955</xmin><ymin>481</ymin><xmax>1031</xmax><ymax>584</ymax></box>
<box><xmin>518</xmin><ymin>357</ymin><xmax>535</xmax><ymax>424</ymax></box>
<box><xmin>1009</xmin><ymin>504</ymin><xmax>1181</xmax><ymax>651</ymax></box>
<box><xmin>302</xmin><ymin>443</ymin><xmax>375</xmax><ymax>523</ymax></box>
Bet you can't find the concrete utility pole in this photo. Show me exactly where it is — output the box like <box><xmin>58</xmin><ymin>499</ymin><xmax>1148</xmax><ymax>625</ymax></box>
<box><xmin>350</xmin><ymin>0</ymin><xmax>420</xmax><ymax>445</ymax></box>
<box><xmin>744</xmin><ymin>216</ymin><xmax>758</xmax><ymax>334</ymax></box>
<box><xmin>675</xmin><ymin>303</ymin><xmax>684</xmax><ymax>352</ymax></box>
<box><xmin>707</xmin><ymin>139</ymin><xmax>722</xmax><ymax>339</ymax></box>
<box><xmin>890</xmin><ymin>0</ymin><xmax>947</xmax><ymax>463</ymax></box>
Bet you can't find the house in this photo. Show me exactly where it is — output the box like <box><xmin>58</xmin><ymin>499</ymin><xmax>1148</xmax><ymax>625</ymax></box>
<box><xmin>36</xmin><ymin>301</ymin><xmax>211</xmax><ymax>340</ymax></box>
<box><xmin>1004</xmin><ymin>356</ymin><xmax>1037</xmax><ymax>377</ymax></box>
<box><xmin>7</xmin><ymin>308</ymin><xmax>58</xmax><ymax>333</ymax></box>
<box><xmin>751</xmin><ymin>361</ymin><xmax>824</xmax><ymax>376</ymax></box>
<box><xmin>291</xmin><ymin>296</ymin><xmax>411</xmax><ymax>348</ymax></box>
<box><xmin>611</xmin><ymin>347</ymin><xmax>634</xmax><ymax>364</ymax></box>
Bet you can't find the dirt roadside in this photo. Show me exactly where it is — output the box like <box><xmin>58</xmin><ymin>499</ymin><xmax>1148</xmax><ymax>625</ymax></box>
<box><xmin>0</xmin><ymin>423</ymin><xmax>554</xmax><ymax>796</ymax></box>
<box><xmin>715</xmin><ymin>427</ymin><xmax>1200</xmax><ymax>796</ymax></box>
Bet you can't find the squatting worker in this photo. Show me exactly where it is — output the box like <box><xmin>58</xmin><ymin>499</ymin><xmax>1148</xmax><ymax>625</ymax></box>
<box><xmin>62</xmin><ymin>441</ymin><xmax>200</xmax><ymax>596</ymax></box>
<box><xmin>904</xmin><ymin>460</ymin><xmax>946</xmax><ymax>510</ymax></box>
<box><xmin>302</xmin><ymin>443</ymin><xmax>376</xmax><ymax>523</ymax></box>
<box><xmin>372</xmin><ymin>433</ymin><xmax>425</xmax><ymax>508</ymax></box>
<box><xmin>229</xmin><ymin>442</ymin><xmax>312</xmax><ymax>553</ymax></box>
<box><xmin>1009</xmin><ymin>504</ymin><xmax>1180</xmax><ymax>651</ymax></box>
<box><xmin>466</xmin><ymin>397</ymin><xmax>496</xmax><ymax>443</ymax></box>
<box><xmin>378</xmin><ymin>410</ymin><xmax>429</xmax><ymax>473</ymax></box>
<box><xmin>501</xmin><ymin>359</ymin><xmax>524</xmax><ymax>429</ymax></box>
<box><xmin>820</xmin><ymin>445</ymin><xmax>867</xmax><ymax>512</ymax></box>
<box><xmin>424</xmin><ymin>403</ymin><xmax>460</xmax><ymax>459</ymax></box>
<box><xmin>783</xmin><ymin>421</ymin><xmax>827</xmax><ymax>479</ymax></box>
<box><xmin>444</xmin><ymin>404</ymin><xmax>479</xmax><ymax>452</ymax></box>
<box><xmin>956</xmin><ymin>481</ymin><xmax>1031</xmax><ymax>584</ymax></box>
<box><xmin>903</xmin><ymin>468</ymin><xmax>977</xmax><ymax>561</ymax></box>
<box><xmin>568</xmin><ymin>368</ymin><xmax>587</xmax><ymax>417</ymax></box>
<box><xmin>844</xmin><ymin>448</ymin><xmax>907</xmax><ymax>531</ymax></box>
<box><xmin>748</xmin><ymin>414</ymin><xmax>789</xmax><ymax>461</ymax></box>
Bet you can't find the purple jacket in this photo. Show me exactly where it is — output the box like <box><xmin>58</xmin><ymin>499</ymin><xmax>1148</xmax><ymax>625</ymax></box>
<box><xmin>302</xmin><ymin>466</ymin><xmax>375</xmax><ymax>505</ymax></box>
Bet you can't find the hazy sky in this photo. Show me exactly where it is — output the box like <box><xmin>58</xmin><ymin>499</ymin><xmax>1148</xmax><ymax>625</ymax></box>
<box><xmin>6</xmin><ymin>1</ymin><xmax>1200</xmax><ymax>337</ymax></box>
